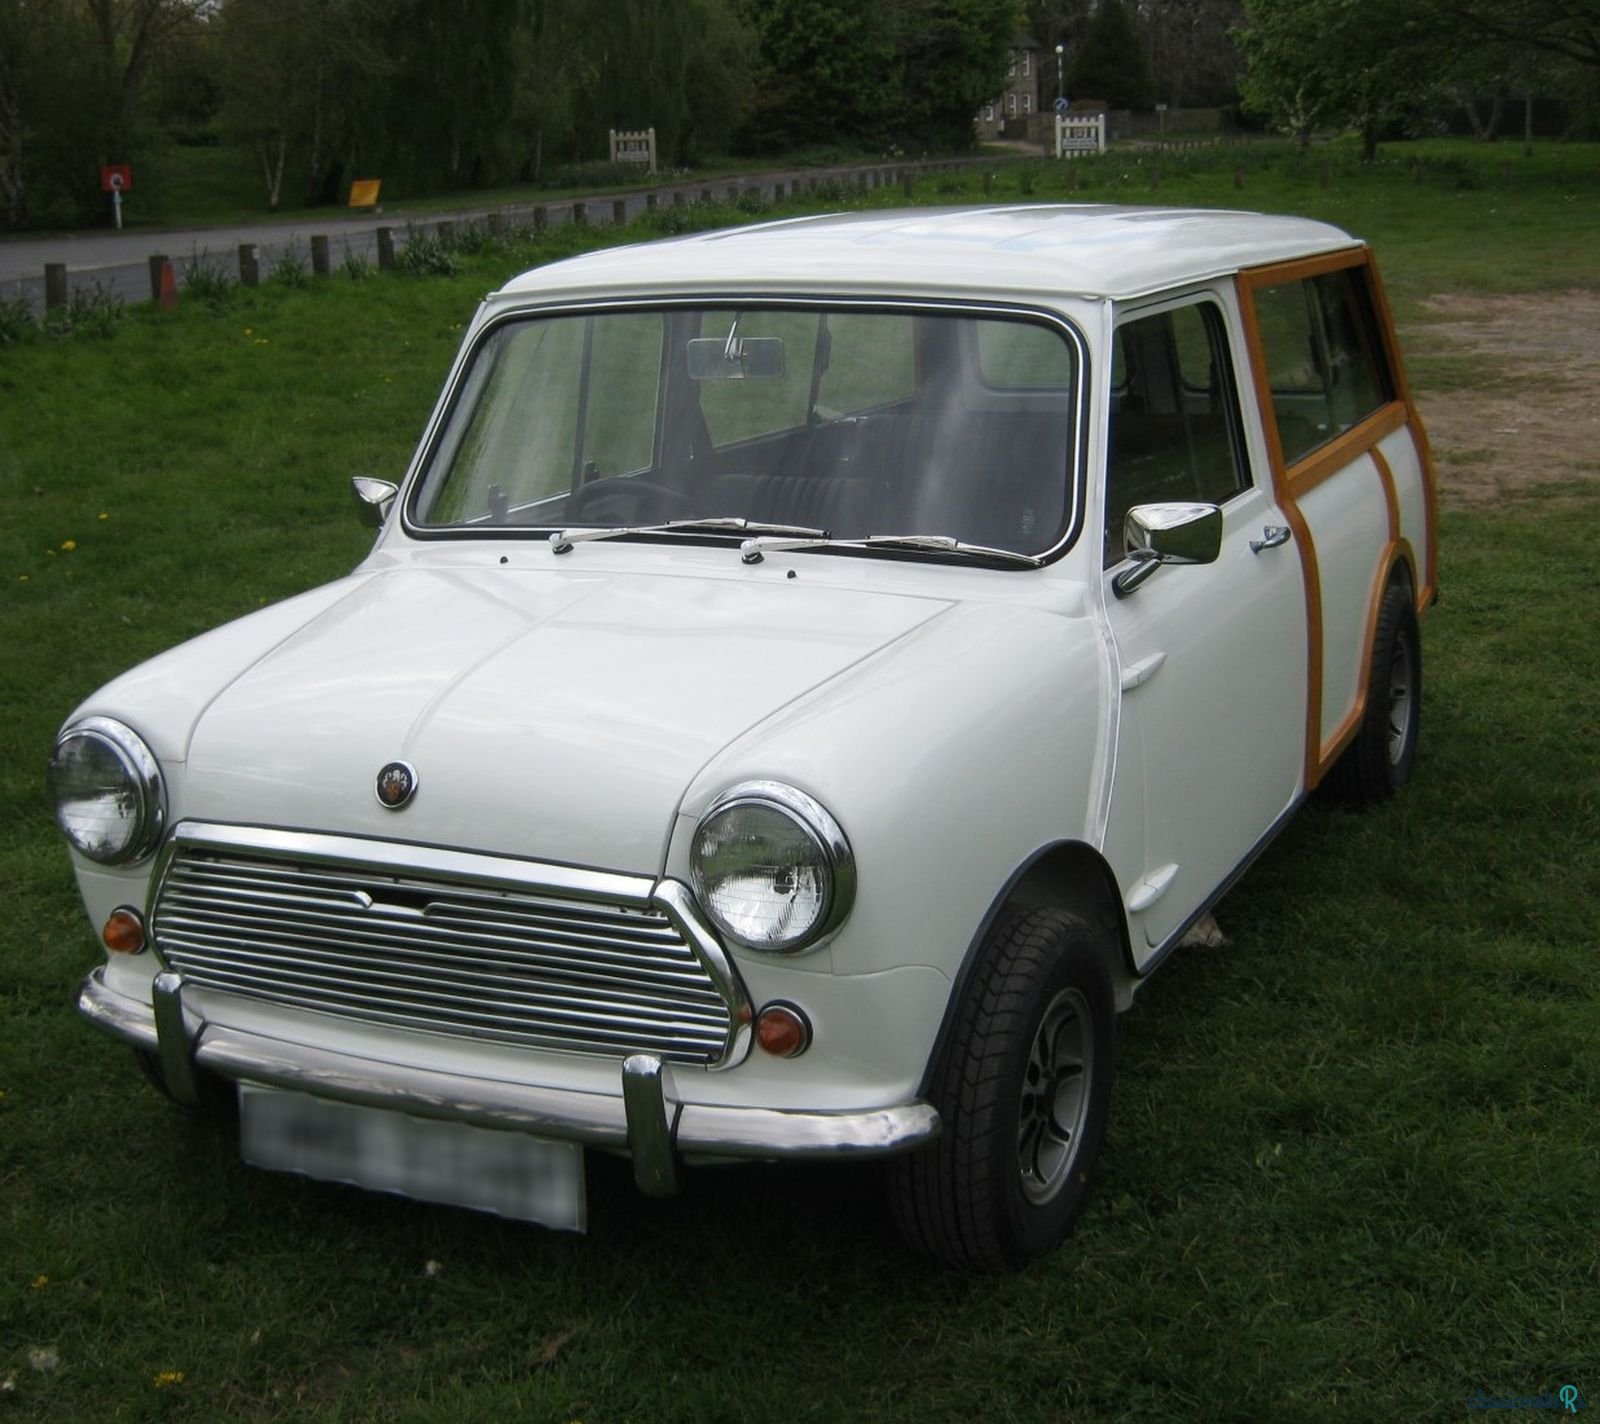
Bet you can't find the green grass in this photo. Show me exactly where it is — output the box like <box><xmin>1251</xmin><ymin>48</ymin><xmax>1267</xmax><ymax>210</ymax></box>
<box><xmin>3</xmin><ymin>146</ymin><xmax>1599</xmax><ymax>1421</ymax></box>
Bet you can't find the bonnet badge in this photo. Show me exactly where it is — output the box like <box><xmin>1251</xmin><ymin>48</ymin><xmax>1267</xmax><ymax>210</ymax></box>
<box><xmin>375</xmin><ymin>760</ymin><xmax>418</xmax><ymax>810</ymax></box>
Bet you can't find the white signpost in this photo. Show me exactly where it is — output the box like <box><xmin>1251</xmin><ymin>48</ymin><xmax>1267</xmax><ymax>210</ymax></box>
<box><xmin>1054</xmin><ymin>113</ymin><xmax>1106</xmax><ymax>158</ymax></box>
<box><xmin>609</xmin><ymin>127</ymin><xmax>658</xmax><ymax>175</ymax></box>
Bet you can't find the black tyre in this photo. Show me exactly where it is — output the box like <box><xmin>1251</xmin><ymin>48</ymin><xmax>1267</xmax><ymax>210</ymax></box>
<box><xmin>888</xmin><ymin>907</ymin><xmax>1115</xmax><ymax>1271</ymax></box>
<box><xmin>1325</xmin><ymin>578</ymin><xmax>1421</xmax><ymax>806</ymax></box>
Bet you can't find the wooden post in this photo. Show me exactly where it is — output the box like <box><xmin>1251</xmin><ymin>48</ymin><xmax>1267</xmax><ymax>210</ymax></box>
<box><xmin>533</xmin><ymin>206</ymin><xmax>547</xmax><ymax>232</ymax></box>
<box><xmin>147</xmin><ymin>254</ymin><xmax>168</xmax><ymax>303</ymax></box>
<box><xmin>44</xmin><ymin>263</ymin><xmax>67</xmax><ymax>311</ymax></box>
<box><xmin>238</xmin><ymin>244</ymin><xmax>260</xmax><ymax>286</ymax></box>
<box><xmin>437</xmin><ymin>220</ymin><xmax>455</xmax><ymax>246</ymax></box>
<box><xmin>612</xmin><ymin>198</ymin><xmax>627</xmax><ymax>224</ymax></box>
<box><xmin>310</xmin><ymin>234</ymin><xmax>330</xmax><ymax>276</ymax></box>
<box><xmin>375</xmin><ymin>227</ymin><xmax>395</xmax><ymax>269</ymax></box>
<box><xmin>571</xmin><ymin>202</ymin><xmax>587</xmax><ymax>225</ymax></box>
<box><xmin>645</xmin><ymin>192</ymin><xmax>658</xmax><ymax>210</ymax></box>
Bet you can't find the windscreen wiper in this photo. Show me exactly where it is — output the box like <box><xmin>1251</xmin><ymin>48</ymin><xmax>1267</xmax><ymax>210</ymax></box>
<box><xmin>738</xmin><ymin>533</ymin><xmax>1043</xmax><ymax>568</ymax></box>
<box><xmin>550</xmin><ymin>517</ymin><xmax>827</xmax><ymax>555</ymax></box>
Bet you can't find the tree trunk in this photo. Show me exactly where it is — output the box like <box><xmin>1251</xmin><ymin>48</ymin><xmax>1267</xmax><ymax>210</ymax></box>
<box><xmin>1524</xmin><ymin>90</ymin><xmax>1534</xmax><ymax>156</ymax></box>
<box><xmin>1361</xmin><ymin>120</ymin><xmax>1378</xmax><ymax>162</ymax></box>
<box><xmin>1485</xmin><ymin>91</ymin><xmax>1505</xmax><ymax>141</ymax></box>
<box><xmin>260</xmin><ymin>134</ymin><xmax>285</xmax><ymax>212</ymax></box>
<box><xmin>1462</xmin><ymin>92</ymin><xmax>1486</xmax><ymax>140</ymax></box>
<box><xmin>0</xmin><ymin>78</ymin><xmax>25</xmax><ymax>230</ymax></box>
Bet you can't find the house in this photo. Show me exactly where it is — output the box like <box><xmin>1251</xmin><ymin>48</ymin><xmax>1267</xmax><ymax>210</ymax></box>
<box><xmin>976</xmin><ymin>34</ymin><xmax>1042</xmax><ymax>142</ymax></box>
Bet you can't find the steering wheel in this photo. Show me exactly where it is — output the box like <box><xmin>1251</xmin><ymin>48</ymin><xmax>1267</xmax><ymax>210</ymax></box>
<box><xmin>564</xmin><ymin>479</ymin><xmax>690</xmax><ymax>524</ymax></box>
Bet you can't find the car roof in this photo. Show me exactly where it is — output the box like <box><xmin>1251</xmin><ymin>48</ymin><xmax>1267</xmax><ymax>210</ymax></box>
<box><xmin>495</xmin><ymin>205</ymin><xmax>1362</xmax><ymax>305</ymax></box>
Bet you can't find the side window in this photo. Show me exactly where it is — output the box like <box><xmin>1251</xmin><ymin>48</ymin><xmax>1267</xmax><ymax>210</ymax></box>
<box><xmin>1104</xmin><ymin>301</ymin><xmax>1248</xmax><ymax>566</ymax></box>
<box><xmin>1253</xmin><ymin>264</ymin><xmax>1396</xmax><ymax>465</ymax></box>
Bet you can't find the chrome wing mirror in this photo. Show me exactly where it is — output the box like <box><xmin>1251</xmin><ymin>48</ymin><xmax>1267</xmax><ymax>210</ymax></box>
<box><xmin>351</xmin><ymin>476</ymin><xmax>398</xmax><ymax>530</ymax></box>
<box><xmin>1112</xmin><ymin>502</ymin><xmax>1223</xmax><ymax>598</ymax></box>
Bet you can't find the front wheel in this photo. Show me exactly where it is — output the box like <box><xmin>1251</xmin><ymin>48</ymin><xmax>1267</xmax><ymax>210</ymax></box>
<box><xmin>887</xmin><ymin>907</ymin><xmax>1116</xmax><ymax>1271</ymax></box>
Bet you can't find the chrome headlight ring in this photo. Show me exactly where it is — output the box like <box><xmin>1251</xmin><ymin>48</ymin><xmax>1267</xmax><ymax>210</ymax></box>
<box><xmin>48</xmin><ymin>716</ymin><xmax>166</xmax><ymax>866</ymax></box>
<box><xmin>690</xmin><ymin>779</ymin><xmax>856</xmax><ymax>955</ymax></box>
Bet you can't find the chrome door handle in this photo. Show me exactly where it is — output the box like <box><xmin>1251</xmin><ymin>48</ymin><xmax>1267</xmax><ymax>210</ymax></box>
<box><xmin>1250</xmin><ymin>525</ymin><xmax>1292</xmax><ymax>554</ymax></box>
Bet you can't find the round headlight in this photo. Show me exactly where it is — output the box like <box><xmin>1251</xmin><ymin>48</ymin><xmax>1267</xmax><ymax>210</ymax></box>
<box><xmin>690</xmin><ymin>781</ymin><xmax>854</xmax><ymax>954</ymax></box>
<box><xmin>48</xmin><ymin>717</ymin><xmax>165</xmax><ymax>865</ymax></box>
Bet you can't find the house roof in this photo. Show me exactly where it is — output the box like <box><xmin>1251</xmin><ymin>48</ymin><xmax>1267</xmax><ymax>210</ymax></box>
<box><xmin>495</xmin><ymin>205</ymin><xmax>1362</xmax><ymax>305</ymax></box>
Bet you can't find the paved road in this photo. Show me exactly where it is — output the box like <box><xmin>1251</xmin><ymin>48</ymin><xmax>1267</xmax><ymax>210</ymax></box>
<box><xmin>0</xmin><ymin>157</ymin><xmax>993</xmax><ymax>313</ymax></box>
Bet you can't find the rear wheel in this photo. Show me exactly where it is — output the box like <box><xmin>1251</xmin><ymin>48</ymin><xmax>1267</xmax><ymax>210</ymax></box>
<box><xmin>888</xmin><ymin>907</ymin><xmax>1115</xmax><ymax>1271</ymax></box>
<box><xmin>1326</xmin><ymin>579</ymin><xmax>1421</xmax><ymax>806</ymax></box>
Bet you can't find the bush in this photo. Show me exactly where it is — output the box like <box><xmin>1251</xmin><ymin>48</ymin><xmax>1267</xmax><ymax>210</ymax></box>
<box><xmin>540</xmin><ymin>160</ymin><xmax>657</xmax><ymax>191</ymax></box>
<box><xmin>269</xmin><ymin>239</ymin><xmax>310</xmax><ymax>288</ymax></box>
<box><xmin>181</xmin><ymin>246</ymin><xmax>233</xmax><ymax>308</ymax></box>
<box><xmin>42</xmin><ymin>283</ymin><xmax>121</xmax><ymax>341</ymax></box>
<box><xmin>0</xmin><ymin>294</ymin><xmax>39</xmax><ymax>346</ymax></box>
<box><xmin>396</xmin><ymin>225</ymin><xmax>457</xmax><ymax>277</ymax></box>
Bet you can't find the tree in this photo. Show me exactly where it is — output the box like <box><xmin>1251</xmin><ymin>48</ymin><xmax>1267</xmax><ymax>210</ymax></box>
<box><xmin>215</xmin><ymin>0</ymin><xmax>386</xmax><ymax>210</ymax></box>
<box><xmin>1236</xmin><ymin>0</ymin><xmax>1447</xmax><ymax>157</ymax></box>
<box><xmin>885</xmin><ymin>0</ymin><xmax>1020</xmax><ymax>150</ymax></box>
<box><xmin>1066</xmin><ymin>0</ymin><xmax>1154</xmax><ymax>109</ymax></box>
<box><xmin>739</xmin><ymin>0</ymin><xmax>900</xmax><ymax>152</ymax></box>
<box><xmin>1139</xmin><ymin>0</ymin><xmax>1247</xmax><ymax>108</ymax></box>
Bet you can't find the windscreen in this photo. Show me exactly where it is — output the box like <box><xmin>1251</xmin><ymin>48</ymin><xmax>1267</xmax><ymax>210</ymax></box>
<box><xmin>412</xmin><ymin>304</ymin><xmax>1083</xmax><ymax>559</ymax></box>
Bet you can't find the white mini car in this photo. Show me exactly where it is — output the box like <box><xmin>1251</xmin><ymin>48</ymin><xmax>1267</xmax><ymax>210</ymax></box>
<box><xmin>52</xmin><ymin>206</ymin><xmax>1436</xmax><ymax>1270</ymax></box>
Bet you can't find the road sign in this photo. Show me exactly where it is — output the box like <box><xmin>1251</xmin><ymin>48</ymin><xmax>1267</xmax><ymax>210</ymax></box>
<box><xmin>101</xmin><ymin>164</ymin><xmax>132</xmax><ymax>193</ymax></box>
<box><xmin>1054</xmin><ymin>97</ymin><xmax>1069</xmax><ymax>114</ymax></box>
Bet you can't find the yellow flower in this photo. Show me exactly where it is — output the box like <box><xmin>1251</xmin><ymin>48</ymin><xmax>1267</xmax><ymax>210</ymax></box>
<box><xmin>30</xmin><ymin>1275</ymin><xmax>47</xmax><ymax>1289</ymax></box>
<box><xmin>98</xmin><ymin>512</ymin><xmax>110</xmax><ymax>521</ymax></box>
<box><xmin>16</xmin><ymin>575</ymin><xmax>27</xmax><ymax>582</ymax></box>
<box><xmin>153</xmin><ymin>1371</ymin><xmax>185</xmax><ymax>1389</ymax></box>
<box><xmin>60</xmin><ymin>539</ymin><xmax>76</xmax><ymax>552</ymax></box>
<box><xmin>243</xmin><ymin>328</ymin><xmax>253</xmax><ymax>336</ymax></box>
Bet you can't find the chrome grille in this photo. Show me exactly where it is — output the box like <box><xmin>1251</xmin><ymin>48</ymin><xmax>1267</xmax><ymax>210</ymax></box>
<box><xmin>150</xmin><ymin>841</ymin><xmax>737</xmax><ymax>1065</ymax></box>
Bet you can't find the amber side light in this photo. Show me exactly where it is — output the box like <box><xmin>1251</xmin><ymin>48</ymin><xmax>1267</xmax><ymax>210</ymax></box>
<box><xmin>755</xmin><ymin>1003</ymin><xmax>812</xmax><ymax>1058</ymax></box>
<box><xmin>102</xmin><ymin>907</ymin><xmax>146</xmax><ymax>954</ymax></box>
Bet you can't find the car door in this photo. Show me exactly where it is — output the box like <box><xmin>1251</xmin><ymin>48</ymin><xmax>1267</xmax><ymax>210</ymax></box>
<box><xmin>1101</xmin><ymin>292</ymin><xmax>1308</xmax><ymax>959</ymax></box>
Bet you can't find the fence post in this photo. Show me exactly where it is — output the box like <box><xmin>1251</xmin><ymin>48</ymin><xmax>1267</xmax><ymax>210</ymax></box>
<box><xmin>375</xmin><ymin>227</ymin><xmax>395</xmax><ymax>269</ymax></box>
<box><xmin>571</xmin><ymin>202</ymin><xmax>587</xmax><ymax>225</ymax></box>
<box><xmin>147</xmin><ymin>254</ymin><xmax>169</xmax><ymax>303</ymax></box>
<box><xmin>44</xmin><ymin>263</ymin><xmax>67</xmax><ymax>311</ymax></box>
<box><xmin>436</xmin><ymin>220</ymin><xmax>455</xmax><ymax>246</ymax></box>
<box><xmin>533</xmin><ymin>206</ymin><xmax>547</xmax><ymax>232</ymax></box>
<box><xmin>238</xmin><ymin>244</ymin><xmax>259</xmax><ymax>286</ymax></box>
<box><xmin>645</xmin><ymin>192</ymin><xmax>658</xmax><ymax>210</ymax></box>
<box><xmin>310</xmin><ymin>234</ymin><xmax>330</xmax><ymax>276</ymax></box>
<box><xmin>613</xmin><ymin>198</ymin><xmax>627</xmax><ymax>225</ymax></box>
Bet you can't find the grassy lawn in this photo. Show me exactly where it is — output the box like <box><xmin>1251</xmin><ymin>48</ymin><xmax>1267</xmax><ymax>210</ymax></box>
<box><xmin>2</xmin><ymin>142</ymin><xmax>1597</xmax><ymax>1421</ymax></box>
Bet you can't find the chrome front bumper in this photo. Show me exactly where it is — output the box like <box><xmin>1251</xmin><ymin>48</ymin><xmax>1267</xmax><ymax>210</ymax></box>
<box><xmin>78</xmin><ymin>968</ymin><xmax>940</xmax><ymax>1195</ymax></box>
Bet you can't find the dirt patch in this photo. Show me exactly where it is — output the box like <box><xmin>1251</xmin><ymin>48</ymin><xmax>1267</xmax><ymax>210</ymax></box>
<box><xmin>1410</xmin><ymin>290</ymin><xmax>1600</xmax><ymax>507</ymax></box>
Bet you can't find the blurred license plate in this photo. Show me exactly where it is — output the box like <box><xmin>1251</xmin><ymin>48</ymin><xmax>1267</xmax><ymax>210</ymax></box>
<box><xmin>239</xmin><ymin>1086</ymin><xmax>586</xmax><ymax>1232</ymax></box>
